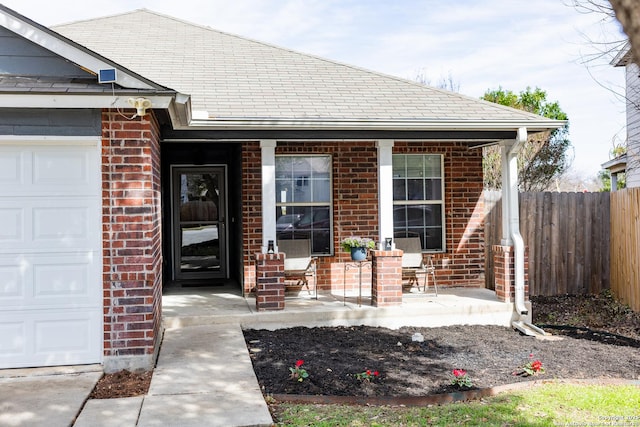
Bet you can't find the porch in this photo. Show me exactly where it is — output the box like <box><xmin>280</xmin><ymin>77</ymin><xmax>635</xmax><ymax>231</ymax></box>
<box><xmin>162</xmin><ymin>285</ymin><xmax>521</xmax><ymax>331</ymax></box>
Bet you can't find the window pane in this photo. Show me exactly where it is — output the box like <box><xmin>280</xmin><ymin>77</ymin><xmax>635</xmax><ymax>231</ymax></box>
<box><xmin>275</xmin><ymin>157</ymin><xmax>293</xmax><ymax>177</ymax></box>
<box><xmin>426</xmin><ymin>204</ymin><xmax>441</xmax><ymax>226</ymax></box>
<box><xmin>406</xmin><ymin>156</ymin><xmax>423</xmax><ymax>177</ymax></box>
<box><xmin>424</xmin><ymin>155</ymin><xmax>441</xmax><ymax>177</ymax></box>
<box><xmin>407</xmin><ymin>179</ymin><xmax>424</xmax><ymax>200</ymax></box>
<box><xmin>276</xmin><ymin>178</ymin><xmax>294</xmax><ymax>203</ymax></box>
<box><xmin>393</xmin><ymin>178</ymin><xmax>406</xmax><ymax>200</ymax></box>
<box><xmin>425</xmin><ymin>227</ymin><xmax>443</xmax><ymax>250</ymax></box>
<box><xmin>276</xmin><ymin>206</ymin><xmax>330</xmax><ymax>254</ymax></box>
<box><xmin>312</xmin><ymin>178</ymin><xmax>331</xmax><ymax>202</ymax></box>
<box><xmin>309</xmin><ymin>156</ymin><xmax>331</xmax><ymax>175</ymax></box>
<box><xmin>425</xmin><ymin>179</ymin><xmax>442</xmax><ymax>200</ymax></box>
<box><xmin>392</xmin><ymin>155</ymin><xmax>406</xmax><ymax>177</ymax></box>
<box><xmin>293</xmin><ymin>175</ymin><xmax>311</xmax><ymax>202</ymax></box>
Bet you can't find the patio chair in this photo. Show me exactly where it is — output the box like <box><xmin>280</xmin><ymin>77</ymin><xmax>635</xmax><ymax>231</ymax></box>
<box><xmin>277</xmin><ymin>239</ymin><xmax>317</xmax><ymax>299</ymax></box>
<box><xmin>395</xmin><ymin>237</ymin><xmax>438</xmax><ymax>296</ymax></box>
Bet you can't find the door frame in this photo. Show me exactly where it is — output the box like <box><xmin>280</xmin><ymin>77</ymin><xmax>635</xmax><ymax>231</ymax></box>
<box><xmin>170</xmin><ymin>164</ymin><xmax>229</xmax><ymax>282</ymax></box>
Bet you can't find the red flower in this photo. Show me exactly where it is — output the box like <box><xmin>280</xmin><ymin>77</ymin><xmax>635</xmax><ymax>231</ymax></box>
<box><xmin>452</xmin><ymin>369</ymin><xmax>467</xmax><ymax>378</ymax></box>
<box><xmin>531</xmin><ymin>360</ymin><xmax>543</xmax><ymax>371</ymax></box>
<box><xmin>295</xmin><ymin>359</ymin><xmax>304</xmax><ymax>368</ymax></box>
<box><xmin>373</xmin><ymin>371</ymin><xmax>380</xmax><ymax>377</ymax></box>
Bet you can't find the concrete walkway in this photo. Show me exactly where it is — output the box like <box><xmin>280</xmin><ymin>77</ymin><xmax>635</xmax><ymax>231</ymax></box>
<box><xmin>74</xmin><ymin>324</ymin><xmax>272</xmax><ymax>427</ymax></box>
<box><xmin>0</xmin><ymin>367</ymin><xmax>101</xmax><ymax>427</ymax></box>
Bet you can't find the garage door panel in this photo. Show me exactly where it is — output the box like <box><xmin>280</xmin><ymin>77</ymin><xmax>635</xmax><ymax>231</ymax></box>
<box><xmin>0</xmin><ymin>309</ymin><xmax>101</xmax><ymax>368</ymax></box>
<box><xmin>0</xmin><ymin>264</ymin><xmax>22</xmax><ymax>299</ymax></box>
<box><xmin>0</xmin><ymin>252</ymin><xmax>100</xmax><ymax>309</ymax></box>
<box><xmin>0</xmin><ymin>198</ymin><xmax>100</xmax><ymax>251</ymax></box>
<box><xmin>0</xmin><ymin>145</ymin><xmax>98</xmax><ymax>196</ymax></box>
<box><xmin>0</xmin><ymin>208</ymin><xmax>23</xmax><ymax>241</ymax></box>
<box><xmin>33</xmin><ymin>150</ymin><xmax>92</xmax><ymax>187</ymax></box>
<box><xmin>0</xmin><ymin>149</ymin><xmax>22</xmax><ymax>185</ymax></box>
<box><xmin>0</xmin><ymin>322</ymin><xmax>25</xmax><ymax>357</ymax></box>
<box><xmin>33</xmin><ymin>205</ymin><xmax>93</xmax><ymax>242</ymax></box>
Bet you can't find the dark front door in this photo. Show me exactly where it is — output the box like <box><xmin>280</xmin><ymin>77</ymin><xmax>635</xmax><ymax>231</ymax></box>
<box><xmin>172</xmin><ymin>166</ymin><xmax>227</xmax><ymax>281</ymax></box>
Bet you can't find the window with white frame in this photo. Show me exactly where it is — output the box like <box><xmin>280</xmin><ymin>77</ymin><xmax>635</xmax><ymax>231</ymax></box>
<box><xmin>275</xmin><ymin>155</ymin><xmax>332</xmax><ymax>255</ymax></box>
<box><xmin>392</xmin><ymin>154</ymin><xmax>444</xmax><ymax>251</ymax></box>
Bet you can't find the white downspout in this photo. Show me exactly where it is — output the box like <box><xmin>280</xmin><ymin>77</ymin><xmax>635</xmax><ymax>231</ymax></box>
<box><xmin>504</xmin><ymin>128</ymin><xmax>546</xmax><ymax>336</ymax></box>
<box><xmin>505</xmin><ymin>127</ymin><xmax>528</xmax><ymax>316</ymax></box>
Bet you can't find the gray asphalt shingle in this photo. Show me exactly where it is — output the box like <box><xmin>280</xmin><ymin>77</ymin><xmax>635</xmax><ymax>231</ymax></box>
<box><xmin>53</xmin><ymin>9</ymin><xmax>548</xmax><ymax>124</ymax></box>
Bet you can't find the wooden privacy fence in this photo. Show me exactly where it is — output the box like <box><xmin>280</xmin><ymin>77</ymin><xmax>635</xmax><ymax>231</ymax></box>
<box><xmin>610</xmin><ymin>188</ymin><xmax>640</xmax><ymax>311</ymax></box>
<box><xmin>484</xmin><ymin>191</ymin><xmax>610</xmax><ymax>296</ymax></box>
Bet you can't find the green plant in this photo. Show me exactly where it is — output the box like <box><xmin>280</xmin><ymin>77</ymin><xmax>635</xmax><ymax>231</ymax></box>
<box><xmin>289</xmin><ymin>359</ymin><xmax>309</xmax><ymax>382</ymax></box>
<box><xmin>341</xmin><ymin>237</ymin><xmax>375</xmax><ymax>252</ymax></box>
<box><xmin>514</xmin><ymin>353</ymin><xmax>545</xmax><ymax>377</ymax></box>
<box><xmin>451</xmin><ymin>368</ymin><xmax>473</xmax><ymax>388</ymax></box>
<box><xmin>354</xmin><ymin>369</ymin><xmax>380</xmax><ymax>382</ymax></box>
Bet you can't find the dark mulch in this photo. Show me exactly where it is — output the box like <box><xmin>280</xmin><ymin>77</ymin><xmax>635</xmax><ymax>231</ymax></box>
<box><xmin>89</xmin><ymin>370</ymin><xmax>153</xmax><ymax>399</ymax></box>
<box><xmin>244</xmin><ymin>291</ymin><xmax>640</xmax><ymax>397</ymax></box>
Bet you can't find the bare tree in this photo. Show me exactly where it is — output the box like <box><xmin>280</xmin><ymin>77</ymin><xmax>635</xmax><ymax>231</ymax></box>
<box><xmin>610</xmin><ymin>0</ymin><xmax>640</xmax><ymax>63</ymax></box>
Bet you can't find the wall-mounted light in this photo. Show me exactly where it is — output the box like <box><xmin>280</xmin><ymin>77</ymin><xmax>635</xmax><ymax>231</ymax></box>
<box><xmin>128</xmin><ymin>97</ymin><xmax>152</xmax><ymax>116</ymax></box>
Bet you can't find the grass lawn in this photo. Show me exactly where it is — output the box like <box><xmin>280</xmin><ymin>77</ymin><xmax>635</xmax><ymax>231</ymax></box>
<box><xmin>272</xmin><ymin>383</ymin><xmax>640</xmax><ymax>426</ymax></box>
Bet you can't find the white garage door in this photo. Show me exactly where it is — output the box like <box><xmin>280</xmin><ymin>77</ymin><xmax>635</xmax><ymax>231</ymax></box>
<box><xmin>0</xmin><ymin>139</ymin><xmax>102</xmax><ymax>369</ymax></box>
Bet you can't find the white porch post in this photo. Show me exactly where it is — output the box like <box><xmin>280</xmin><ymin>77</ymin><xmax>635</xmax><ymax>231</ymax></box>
<box><xmin>377</xmin><ymin>139</ymin><xmax>395</xmax><ymax>248</ymax></box>
<box><xmin>261</xmin><ymin>139</ymin><xmax>277</xmax><ymax>253</ymax></box>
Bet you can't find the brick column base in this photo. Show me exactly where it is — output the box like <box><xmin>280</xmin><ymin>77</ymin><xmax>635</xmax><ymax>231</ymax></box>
<box><xmin>371</xmin><ymin>249</ymin><xmax>403</xmax><ymax>307</ymax></box>
<box><xmin>254</xmin><ymin>253</ymin><xmax>285</xmax><ymax>311</ymax></box>
<box><xmin>493</xmin><ymin>245</ymin><xmax>529</xmax><ymax>303</ymax></box>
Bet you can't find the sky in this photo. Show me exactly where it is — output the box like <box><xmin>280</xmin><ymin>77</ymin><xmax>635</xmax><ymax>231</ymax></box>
<box><xmin>2</xmin><ymin>0</ymin><xmax>628</xmax><ymax>179</ymax></box>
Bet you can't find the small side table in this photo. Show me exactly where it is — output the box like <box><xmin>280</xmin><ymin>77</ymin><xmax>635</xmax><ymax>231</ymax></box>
<box><xmin>344</xmin><ymin>260</ymin><xmax>372</xmax><ymax>307</ymax></box>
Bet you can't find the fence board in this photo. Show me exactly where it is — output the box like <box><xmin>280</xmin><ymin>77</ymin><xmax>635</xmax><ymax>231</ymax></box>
<box><xmin>610</xmin><ymin>188</ymin><xmax>640</xmax><ymax>311</ymax></box>
<box><xmin>484</xmin><ymin>191</ymin><xmax>610</xmax><ymax>296</ymax></box>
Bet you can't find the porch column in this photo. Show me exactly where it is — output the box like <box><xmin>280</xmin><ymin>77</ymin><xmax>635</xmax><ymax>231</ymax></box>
<box><xmin>371</xmin><ymin>249</ymin><xmax>403</xmax><ymax>306</ymax></box>
<box><xmin>261</xmin><ymin>140</ymin><xmax>277</xmax><ymax>253</ymax></box>
<box><xmin>377</xmin><ymin>139</ymin><xmax>395</xmax><ymax>247</ymax></box>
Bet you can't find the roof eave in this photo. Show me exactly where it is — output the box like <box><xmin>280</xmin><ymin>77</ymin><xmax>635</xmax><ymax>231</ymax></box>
<box><xmin>182</xmin><ymin>117</ymin><xmax>566</xmax><ymax>133</ymax></box>
<box><xmin>0</xmin><ymin>92</ymin><xmax>177</xmax><ymax>109</ymax></box>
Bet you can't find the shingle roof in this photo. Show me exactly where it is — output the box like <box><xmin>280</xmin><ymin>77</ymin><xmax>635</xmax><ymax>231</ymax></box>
<box><xmin>53</xmin><ymin>9</ymin><xmax>556</xmax><ymax>127</ymax></box>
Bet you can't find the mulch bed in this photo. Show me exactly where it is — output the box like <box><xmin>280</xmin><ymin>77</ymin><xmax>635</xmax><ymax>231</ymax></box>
<box><xmin>244</xmin><ymin>324</ymin><xmax>640</xmax><ymax>398</ymax></box>
<box><xmin>89</xmin><ymin>292</ymin><xmax>640</xmax><ymax>399</ymax></box>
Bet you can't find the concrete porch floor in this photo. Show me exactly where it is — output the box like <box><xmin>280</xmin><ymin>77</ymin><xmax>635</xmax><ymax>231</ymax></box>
<box><xmin>162</xmin><ymin>284</ymin><xmax>521</xmax><ymax>331</ymax></box>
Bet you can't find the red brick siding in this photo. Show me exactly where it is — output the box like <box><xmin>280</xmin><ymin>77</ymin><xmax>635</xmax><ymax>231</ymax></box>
<box><xmin>254</xmin><ymin>253</ymin><xmax>285</xmax><ymax>311</ymax></box>
<box><xmin>102</xmin><ymin>110</ymin><xmax>162</xmax><ymax>362</ymax></box>
<box><xmin>241</xmin><ymin>140</ymin><xmax>485</xmax><ymax>293</ymax></box>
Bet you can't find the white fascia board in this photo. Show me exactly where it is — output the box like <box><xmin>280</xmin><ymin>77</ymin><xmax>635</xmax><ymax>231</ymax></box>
<box><xmin>0</xmin><ymin>93</ymin><xmax>175</xmax><ymax>109</ymax></box>
<box><xmin>183</xmin><ymin>116</ymin><xmax>566</xmax><ymax>133</ymax></box>
<box><xmin>0</xmin><ymin>12</ymin><xmax>155</xmax><ymax>90</ymax></box>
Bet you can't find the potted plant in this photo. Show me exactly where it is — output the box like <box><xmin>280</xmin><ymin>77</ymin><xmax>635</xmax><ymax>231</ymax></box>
<box><xmin>341</xmin><ymin>237</ymin><xmax>375</xmax><ymax>261</ymax></box>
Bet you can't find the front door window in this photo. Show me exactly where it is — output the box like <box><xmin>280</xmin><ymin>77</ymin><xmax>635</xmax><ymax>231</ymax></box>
<box><xmin>172</xmin><ymin>167</ymin><xmax>226</xmax><ymax>280</ymax></box>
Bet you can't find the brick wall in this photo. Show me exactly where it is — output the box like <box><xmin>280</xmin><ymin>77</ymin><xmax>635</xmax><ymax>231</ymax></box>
<box><xmin>241</xmin><ymin>140</ymin><xmax>485</xmax><ymax>293</ymax></box>
<box><xmin>101</xmin><ymin>109</ymin><xmax>162</xmax><ymax>371</ymax></box>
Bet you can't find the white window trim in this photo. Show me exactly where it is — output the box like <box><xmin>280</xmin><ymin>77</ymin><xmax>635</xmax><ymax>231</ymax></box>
<box><xmin>275</xmin><ymin>153</ymin><xmax>333</xmax><ymax>256</ymax></box>
<box><xmin>392</xmin><ymin>153</ymin><xmax>446</xmax><ymax>253</ymax></box>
